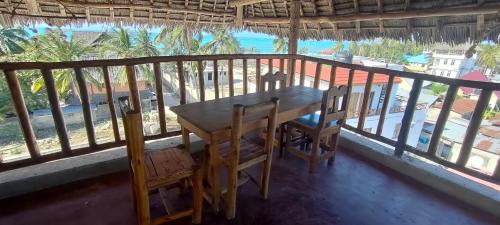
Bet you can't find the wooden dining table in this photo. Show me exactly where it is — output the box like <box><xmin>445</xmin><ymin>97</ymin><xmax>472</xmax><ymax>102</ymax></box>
<box><xmin>170</xmin><ymin>85</ymin><xmax>323</xmax><ymax>213</ymax></box>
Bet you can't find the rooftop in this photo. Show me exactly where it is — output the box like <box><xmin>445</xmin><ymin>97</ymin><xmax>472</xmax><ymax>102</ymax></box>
<box><xmin>434</xmin><ymin>98</ymin><xmax>477</xmax><ymax>115</ymax></box>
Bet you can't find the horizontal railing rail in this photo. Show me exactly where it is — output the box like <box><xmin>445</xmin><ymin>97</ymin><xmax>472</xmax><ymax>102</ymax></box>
<box><xmin>0</xmin><ymin>54</ymin><xmax>499</xmax><ymax>184</ymax></box>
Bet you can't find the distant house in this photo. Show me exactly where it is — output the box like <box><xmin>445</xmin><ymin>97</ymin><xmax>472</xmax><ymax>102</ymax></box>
<box><xmin>434</xmin><ymin>98</ymin><xmax>478</xmax><ymax>120</ymax></box>
<box><xmin>430</xmin><ymin>44</ymin><xmax>476</xmax><ymax>78</ymax></box>
<box><xmin>458</xmin><ymin>70</ymin><xmax>500</xmax><ymax>110</ymax></box>
<box><xmin>262</xmin><ymin>59</ymin><xmax>429</xmax><ymax>147</ymax></box>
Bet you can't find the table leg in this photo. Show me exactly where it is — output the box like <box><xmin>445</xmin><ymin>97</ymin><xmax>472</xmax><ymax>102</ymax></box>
<box><xmin>208</xmin><ymin>143</ymin><xmax>221</xmax><ymax>214</ymax></box>
<box><xmin>181</xmin><ymin>126</ymin><xmax>191</xmax><ymax>153</ymax></box>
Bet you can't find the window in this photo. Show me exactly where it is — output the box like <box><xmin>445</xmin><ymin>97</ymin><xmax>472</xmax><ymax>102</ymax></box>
<box><xmin>439</xmin><ymin>71</ymin><xmax>444</xmax><ymax>76</ymax></box>
<box><xmin>450</xmin><ymin>59</ymin><xmax>456</xmax><ymax>65</ymax></box>
<box><xmin>207</xmin><ymin>72</ymin><xmax>213</xmax><ymax>81</ymax></box>
<box><xmin>443</xmin><ymin>59</ymin><xmax>448</xmax><ymax>65</ymax></box>
<box><xmin>446</xmin><ymin>71</ymin><xmax>451</xmax><ymax>77</ymax></box>
<box><xmin>392</xmin><ymin>123</ymin><xmax>402</xmax><ymax>139</ymax></box>
<box><xmin>435</xmin><ymin>59</ymin><xmax>440</xmax><ymax>65</ymax></box>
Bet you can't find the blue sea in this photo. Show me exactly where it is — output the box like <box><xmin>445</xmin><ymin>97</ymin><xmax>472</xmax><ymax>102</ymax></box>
<box><xmin>26</xmin><ymin>23</ymin><xmax>342</xmax><ymax>54</ymax></box>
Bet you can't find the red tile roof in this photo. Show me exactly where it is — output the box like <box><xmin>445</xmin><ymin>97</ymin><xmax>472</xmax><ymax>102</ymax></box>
<box><xmin>319</xmin><ymin>49</ymin><xmax>334</xmax><ymax>55</ymax></box>
<box><xmin>479</xmin><ymin>126</ymin><xmax>500</xmax><ymax>138</ymax></box>
<box><xmin>434</xmin><ymin>98</ymin><xmax>477</xmax><ymax>115</ymax></box>
<box><xmin>263</xmin><ymin>59</ymin><xmax>401</xmax><ymax>86</ymax></box>
<box><xmin>459</xmin><ymin>70</ymin><xmax>500</xmax><ymax>98</ymax></box>
<box><xmin>475</xmin><ymin>140</ymin><xmax>493</xmax><ymax>151</ymax></box>
<box><xmin>489</xmin><ymin>114</ymin><xmax>500</xmax><ymax>126</ymax></box>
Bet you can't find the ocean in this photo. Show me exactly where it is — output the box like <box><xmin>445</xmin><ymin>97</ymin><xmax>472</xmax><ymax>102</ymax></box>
<box><xmin>25</xmin><ymin>24</ymin><xmax>340</xmax><ymax>55</ymax></box>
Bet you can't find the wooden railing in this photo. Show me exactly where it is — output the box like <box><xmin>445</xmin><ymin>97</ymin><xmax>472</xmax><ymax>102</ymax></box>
<box><xmin>0</xmin><ymin>54</ymin><xmax>499</xmax><ymax>184</ymax></box>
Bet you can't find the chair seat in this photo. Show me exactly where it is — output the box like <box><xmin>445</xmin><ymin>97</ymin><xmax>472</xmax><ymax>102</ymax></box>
<box><xmin>219</xmin><ymin>139</ymin><xmax>266</xmax><ymax>165</ymax></box>
<box><xmin>144</xmin><ymin>148</ymin><xmax>196</xmax><ymax>189</ymax></box>
<box><xmin>295</xmin><ymin>111</ymin><xmax>337</xmax><ymax>128</ymax></box>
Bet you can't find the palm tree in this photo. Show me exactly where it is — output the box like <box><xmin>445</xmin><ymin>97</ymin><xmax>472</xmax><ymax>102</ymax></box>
<box><xmin>202</xmin><ymin>28</ymin><xmax>241</xmax><ymax>55</ymax></box>
<box><xmin>273</xmin><ymin>37</ymin><xmax>288</xmax><ymax>53</ymax></box>
<box><xmin>333</xmin><ymin>41</ymin><xmax>344</xmax><ymax>53</ymax></box>
<box><xmin>155</xmin><ymin>26</ymin><xmax>202</xmax><ymax>55</ymax></box>
<box><xmin>19</xmin><ymin>30</ymin><xmax>94</xmax><ymax>99</ymax></box>
<box><xmin>0</xmin><ymin>27</ymin><xmax>28</xmax><ymax>56</ymax></box>
<box><xmin>477</xmin><ymin>44</ymin><xmax>500</xmax><ymax>74</ymax></box>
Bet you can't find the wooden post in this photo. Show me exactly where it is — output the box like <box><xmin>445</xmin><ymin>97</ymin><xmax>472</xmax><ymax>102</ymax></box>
<box><xmin>357</xmin><ymin>71</ymin><xmax>374</xmax><ymax>130</ymax></box>
<box><xmin>153</xmin><ymin>62</ymin><xmax>167</xmax><ymax>135</ymax></box>
<box><xmin>102</xmin><ymin>66</ymin><xmax>120</xmax><ymax>142</ymax></box>
<box><xmin>457</xmin><ymin>90</ymin><xmax>492</xmax><ymax>166</ymax></box>
<box><xmin>177</xmin><ymin>61</ymin><xmax>187</xmax><ymax>104</ymax></box>
<box><xmin>394</xmin><ymin>79</ymin><xmax>422</xmax><ymax>157</ymax></box>
<box><xmin>313</xmin><ymin>63</ymin><xmax>322</xmax><ymax>89</ymax></box>
<box><xmin>376</xmin><ymin>75</ymin><xmax>394</xmax><ymax>136</ymax></box>
<box><xmin>74</xmin><ymin>67</ymin><xmax>96</xmax><ymax>148</ymax></box>
<box><xmin>126</xmin><ymin>65</ymin><xmax>141</xmax><ymax>111</ymax></box>
<box><xmin>427</xmin><ymin>85</ymin><xmax>458</xmax><ymax>157</ymax></box>
<box><xmin>256</xmin><ymin>58</ymin><xmax>261</xmax><ymax>92</ymax></box>
<box><xmin>329</xmin><ymin>65</ymin><xmax>336</xmax><ymax>88</ymax></box>
<box><xmin>299</xmin><ymin>59</ymin><xmax>306</xmax><ymax>86</ymax></box>
<box><xmin>4</xmin><ymin>70</ymin><xmax>40</xmax><ymax>158</ymax></box>
<box><xmin>228</xmin><ymin>59</ymin><xmax>234</xmax><ymax>97</ymax></box>
<box><xmin>41</xmin><ymin>68</ymin><xmax>71</xmax><ymax>155</ymax></box>
<box><xmin>287</xmin><ymin>0</ymin><xmax>300</xmax><ymax>86</ymax></box>
<box><xmin>243</xmin><ymin>59</ymin><xmax>248</xmax><ymax>94</ymax></box>
<box><xmin>213</xmin><ymin>60</ymin><xmax>219</xmax><ymax>99</ymax></box>
<box><xmin>197</xmin><ymin>60</ymin><xmax>205</xmax><ymax>101</ymax></box>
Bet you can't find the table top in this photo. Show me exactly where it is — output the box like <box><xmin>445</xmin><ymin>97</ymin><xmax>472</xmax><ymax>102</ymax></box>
<box><xmin>170</xmin><ymin>86</ymin><xmax>324</xmax><ymax>134</ymax></box>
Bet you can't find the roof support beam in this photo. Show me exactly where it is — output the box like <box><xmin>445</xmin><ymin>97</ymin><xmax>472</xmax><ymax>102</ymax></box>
<box><xmin>235</xmin><ymin>5</ymin><xmax>244</xmax><ymax>26</ymax></box>
<box><xmin>229</xmin><ymin>0</ymin><xmax>269</xmax><ymax>7</ymax></box>
<box><xmin>244</xmin><ymin>4</ymin><xmax>500</xmax><ymax>24</ymax></box>
<box><xmin>287</xmin><ymin>0</ymin><xmax>300</xmax><ymax>86</ymax></box>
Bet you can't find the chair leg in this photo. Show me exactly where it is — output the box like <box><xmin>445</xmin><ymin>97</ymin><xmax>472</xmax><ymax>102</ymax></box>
<box><xmin>278</xmin><ymin>124</ymin><xmax>285</xmax><ymax>158</ymax></box>
<box><xmin>192</xmin><ymin>168</ymin><xmax>203</xmax><ymax>224</ymax></box>
<box><xmin>225</xmin><ymin>164</ymin><xmax>238</xmax><ymax>220</ymax></box>
<box><xmin>327</xmin><ymin>133</ymin><xmax>339</xmax><ymax>166</ymax></box>
<box><xmin>309</xmin><ymin>136</ymin><xmax>321</xmax><ymax>173</ymax></box>
<box><xmin>260</xmin><ymin>151</ymin><xmax>274</xmax><ymax>200</ymax></box>
<box><xmin>284</xmin><ymin>125</ymin><xmax>293</xmax><ymax>159</ymax></box>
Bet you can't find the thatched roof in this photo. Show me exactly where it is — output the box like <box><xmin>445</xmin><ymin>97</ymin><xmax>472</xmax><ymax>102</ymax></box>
<box><xmin>1</xmin><ymin>0</ymin><xmax>499</xmax><ymax>44</ymax></box>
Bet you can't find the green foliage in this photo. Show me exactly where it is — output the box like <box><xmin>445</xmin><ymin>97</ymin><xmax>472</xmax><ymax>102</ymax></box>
<box><xmin>298</xmin><ymin>47</ymin><xmax>309</xmax><ymax>54</ymax></box>
<box><xmin>347</xmin><ymin>39</ymin><xmax>425</xmax><ymax>64</ymax></box>
<box><xmin>477</xmin><ymin>44</ymin><xmax>500</xmax><ymax>72</ymax></box>
<box><xmin>430</xmin><ymin>83</ymin><xmax>447</xmax><ymax>96</ymax></box>
<box><xmin>0</xmin><ymin>27</ymin><xmax>28</xmax><ymax>56</ymax></box>
<box><xmin>273</xmin><ymin>37</ymin><xmax>288</xmax><ymax>53</ymax></box>
<box><xmin>483</xmin><ymin>110</ymin><xmax>499</xmax><ymax>120</ymax></box>
<box><xmin>202</xmin><ymin>28</ymin><xmax>241</xmax><ymax>55</ymax></box>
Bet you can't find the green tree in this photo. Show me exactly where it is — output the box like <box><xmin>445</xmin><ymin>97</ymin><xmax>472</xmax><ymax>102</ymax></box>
<box><xmin>430</xmin><ymin>83</ymin><xmax>447</xmax><ymax>96</ymax></box>
<box><xmin>273</xmin><ymin>36</ymin><xmax>288</xmax><ymax>53</ymax></box>
<box><xmin>202</xmin><ymin>29</ymin><xmax>241</xmax><ymax>54</ymax></box>
<box><xmin>17</xmin><ymin>30</ymin><xmax>94</xmax><ymax>99</ymax></box>
<box><xmin>155</xmin><ymin>26</ymin><xmax>202</xmax><ymax>56</ymax></box>
<box><xmin>333</xmin><ymin>41</ymin><xmax>344</xmax><ymax>53</ymax></box>
<box><xmin>477</xmin><ymin>44</ymin><xmax>500</xmax><ymax>73</ymax></box>
<box><xmin>298</xmin><ymin>47</ymin><xmax>309</xmax><ymax>55</ymax></box>
<box><xmin>0</xmin><ymin>27</ymin><xmax>28</xmax><ymax>56</ymax></box>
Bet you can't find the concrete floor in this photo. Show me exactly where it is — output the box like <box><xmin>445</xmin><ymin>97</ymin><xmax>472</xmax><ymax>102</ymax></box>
<box><xmin>0</xmin><ymin>149</ymin><xmax>498</xmax><ymax>225</ymax></box>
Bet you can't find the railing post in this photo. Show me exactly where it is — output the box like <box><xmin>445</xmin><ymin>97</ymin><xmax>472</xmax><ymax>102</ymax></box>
<box><xmin>242</xmin><ymin>59</ymin><xmax>248</xmax><ymax>94</ymax></box>
<box><xmin>153</xmin><ymin>62</ymin><xmax>167</xmax><ymax>135</ymax></box>
<box><xmin>313</xmin><ymin>63</ymin><xmax>322</xmax><ymax>89</ymax></box>
<box><xmin>358</xmin><ymin>71</ymin><xmax>374</xmax><ymax>130</ymax></box>
<box><xmin>268</xmin><ymin>58</ymin><xmax>273</xmax><ymax>73</ymax></box>
<box><xmin>376</xmin><ymin>75</ymin><xmax>394</xmax><ymax>136</ymax></box>
<box><xmin>342</xmin><ymin>69</ymin><xmax>355</xmax><ymax>117</ymax></box>
<box><xmin>125</xmin><ymin>65</ymin><xmax>141</xmax><ymax>111</ymax></box>
<box><xmin>177</xmin><ymin>61</ymin><xmax>187</xmax><ymax>104</ymax></box>
<box><xmin>329</xmin><ymin>65</ymin><xmax>336</xmax><ymax>88</ymax></box>
<box><xmin>256</xmin><ymin>58</ymin><xmax>261</xmax><ymax>92</ymax></box>
<box><xmin>213</xmin><ymin>60</ymin><xmax>219</xmax><ymax>99</ymax></box>
<box><xmin>197</xmin><ymin>60</ymin><xmax>205</xmax><ymax>101</ymax></box>
<box><xmin>287</xmin><ymin>57</ymin><xmax>296</xmax><ymax>86</ymax></box>
<box><xmin>299</xmin><ymin>59</ymin><xmax>306</xmax><ymax>86</ymax></box>
<box><xmin>426</xmin><ymin>85</ymin><xmax>458</xmax><ymax>157</ymax></box>
<box><xmin>228</xmin><ymin>59</ymin><xmax>234</xmax><ymax>97</ymax></box>
<box><xmin>102</xmin><ymin>66</ymin><xmax>120</xmax><ymax>142</ymax></box>
<box><xmin>456</xmin><ymin>90</ymin><xmax>492</xmax><ymax>166</ymax></box>
<box><xmin>74</xmin><ymin>67</ymin><xmax>96</xmax><ymax>148</ymax></box>
<box><xmin>4</xmin><ymin>70</ymin><xmax>41</xmax><ymax>159</ymax></box>
<box><xmin>41</xmin><ymin>68</ymin><xmax>71</xmax><ymax>155</ymax></box>
<box><xmin>394</xmin><ymin>79</ymin><xmax>423</xmax><ymax>157</ymax></box>
<box><xmin>279</xmin><ymin>58</ymin><xmax>285</xmax><ymax>73</ymax></box>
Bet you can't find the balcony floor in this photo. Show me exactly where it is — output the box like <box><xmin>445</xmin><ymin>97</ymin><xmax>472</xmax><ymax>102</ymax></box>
<box><xmin>0</xmin><ymin>149</ymin><xmax>497</xmax><ymax>225</ymax></box>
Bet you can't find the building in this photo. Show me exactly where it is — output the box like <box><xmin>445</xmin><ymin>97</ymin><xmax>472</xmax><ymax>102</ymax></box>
<box><xmin>430</xmin><ymin>44</ymin><xmax>477</xmax><ymax>78</ymax></box>
<box><xmin>263</xmin><ymin>60</ymin><xmax>432</xmax><ymax>147</ymax></box>
<box><xmin>459</xmin><ymin>70</ymin><xmax>500</xmax><ymax>110</ymax></box>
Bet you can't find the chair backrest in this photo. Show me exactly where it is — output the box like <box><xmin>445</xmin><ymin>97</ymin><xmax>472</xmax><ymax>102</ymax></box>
<box><xmin>230</xmin><ymin>97</ymin><xmax>280</xmax><ymax>163</ymax></box>
<box><xmin>260</xmin><ymin>71</ymin><xmax>287</xmax><ymax>92</ymax></box>
<box><xmin>317</xmin><ymin>86</ymin><xmax>349</xmax><ymax>130</ymax></box>
<box><xmin>118</xmin><ymin>96</ymin><xmax>147</xmax><ymax>192</ymax></box>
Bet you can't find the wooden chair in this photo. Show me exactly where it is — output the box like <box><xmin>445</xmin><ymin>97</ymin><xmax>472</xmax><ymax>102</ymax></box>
<box><xmin>259</xmin><ymin>71</ymin><xmax>287</xmax><ymax>153</ymax></box>
<box><xmin>284</xmin><ymin>86</ymin><xmax>348</xmax><ymax>173</ymax></box>
<box><xmin>260</xmin><ymin>71</ymin><xmax>287</xmax><ymax>92</ymax></box>
<box><xmin>118</xmin><ymin>97</ymin><xmax>203</xmax><ymax>225</ymax></box>
<box><xmin>220</xmin><ymin>97</ymin><xmax>280</xmax><ymax>219</ymax></box>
